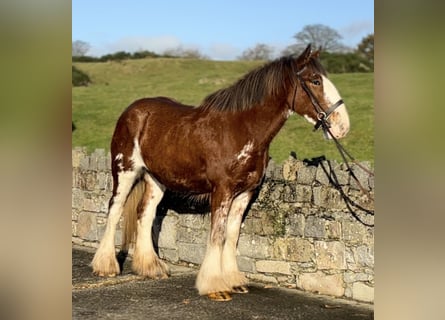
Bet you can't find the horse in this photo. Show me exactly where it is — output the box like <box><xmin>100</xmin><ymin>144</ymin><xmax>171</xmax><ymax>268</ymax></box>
<box><xmin>91</xmin><ymin>44</ymin><xmax>350</xmax><ymax>302</ymax></box>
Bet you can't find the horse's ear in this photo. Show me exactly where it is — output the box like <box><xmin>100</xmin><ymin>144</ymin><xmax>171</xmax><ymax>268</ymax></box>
<box><xmin>297</xmin><ymin>44</ymin><xmax>312</xmax><ymax>65</ymax></box>
<box><xmin>311</xmin><ymin>49</ymin><xmax>320</xmax><ymax>59</ymax></box>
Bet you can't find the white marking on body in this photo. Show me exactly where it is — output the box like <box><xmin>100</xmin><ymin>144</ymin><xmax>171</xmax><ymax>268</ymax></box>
<box><xmin>236</xmin><ymin>140</ymin><xmax>254</xmax><ymax>162</ymax></box>
<box><xmin>131</xmin><ymin>139</ymin><xmax>147</xmax><ymax>170</ymax></box>
<box><xmin>115</xmin><ymin>153</ymin><xmax>124</xmax><ymax>170</ymax></box>
<box><xmin>285</xmin><ymin>109</ymin><xmax>294</xmax><ymax>119</ymax></box>
<box><xmin>304</xmin><ymin>114</ymin><xmax>317</xmax><ymax>125</ymax></box>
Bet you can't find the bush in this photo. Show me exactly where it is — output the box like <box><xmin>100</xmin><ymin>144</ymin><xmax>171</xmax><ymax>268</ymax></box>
<box><xmin>320</xmin><ymin>52</ymin><xmax>373</xmax><ymax>73</ymax></box>
<box><xmin>72</xmin><ymin>65</ymin><xmax>91</xmax><ymax>86</ymax></box>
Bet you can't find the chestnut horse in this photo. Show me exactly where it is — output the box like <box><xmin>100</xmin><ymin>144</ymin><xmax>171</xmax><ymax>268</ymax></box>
<box><xmin>91</xmin><ymin>45</ymin><xmax>350</xmax><ymax>301</ymax></box>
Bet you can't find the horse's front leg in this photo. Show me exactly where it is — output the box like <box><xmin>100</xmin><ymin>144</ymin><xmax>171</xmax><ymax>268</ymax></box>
<box><xmin>196</xmin><ymin>189</ymin><xmax>233</xmax><ymax>301</ymax></box>
<box><xmin>222</xmin><ymin>191</ymin><xmax>252</xmax><ymax>293</ymax></box>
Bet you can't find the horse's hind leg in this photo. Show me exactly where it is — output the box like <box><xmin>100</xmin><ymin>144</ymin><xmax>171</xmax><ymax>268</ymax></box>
<box><xmin>92</xmin><ymin>168</ymin><xmax>139</xmax><ymax>277</ymax></box>
<box><xmin>131</xmin><ymin>172</ymin><xmax>169</xmax><ymax>278</ymax></box>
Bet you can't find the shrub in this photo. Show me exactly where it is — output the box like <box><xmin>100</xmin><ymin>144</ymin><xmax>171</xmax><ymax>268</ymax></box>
<box><xmin>72</xmin><ymin>65</ymin><xmax>91</xmax><ymax>86</ymax></box>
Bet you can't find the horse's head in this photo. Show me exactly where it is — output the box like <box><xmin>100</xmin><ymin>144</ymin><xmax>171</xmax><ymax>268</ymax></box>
<box><xmin>289</xmin><ymin>44</ymin><xmax>350</xmax><ymax>140</ymax></box>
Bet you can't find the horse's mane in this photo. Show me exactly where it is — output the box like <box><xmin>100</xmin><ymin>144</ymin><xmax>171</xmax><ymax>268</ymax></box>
<box><xmin>198</xmin><ymin>55</ymin><xmax>327</xmax><ymax>112</ymax></box>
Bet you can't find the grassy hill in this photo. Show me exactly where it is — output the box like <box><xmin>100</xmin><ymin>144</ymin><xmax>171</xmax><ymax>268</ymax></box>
<box><xmin>72</xmin><ymin>58</ymin><xmax>373</xmax><ymax>164</ymax></box>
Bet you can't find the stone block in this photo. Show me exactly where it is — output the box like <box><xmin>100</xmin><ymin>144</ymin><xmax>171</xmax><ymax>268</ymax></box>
<box><xmin>237</xmin><ymin>256</ymin><xmax>256</xmax><ymax>273</ymax></box>
<box><xmin>344</xmin><ymin>271</ymin><xmax>373</xmax><ymax>283</ymax></box>
<box><xmin>352</xmin><ymin>282</ymin><xmax>374</xmax><ymax>302</ymax></box>
<box><xmin>85</xmin><ymin>172</ymin><xmax>97</xmax><ymax>191</ymax></box>
<box><xmin>298</xmin><ymin>271</ymin><xmax>344</xmax><ymax>297</ymax></box>
<box><xmin>315</xmin><ymin>162</ymin><xmax>331</xmax><ymax>186</ymax></box>
<box><xmin>96</xmin><ymin>172</ymin><xmax>109</xmax><ymax>190</ymax></box>
<box><xmin>178</xmin><ymin>242</ymin><xmax>206</xmax><ymax>265</ymax></box>
<box><xmin>159</xmin><ymin>248</ymin><xmax>179</xmax><ymax>263</ymax></box>
<box><xmin>83</xmin><ymin>196</ymin><xmax>102</xmax><ymax>213</ymax></box>
<box><xmin>77</xmin><ymin>211</ymin><xmax>98</xmax><ymax>241</ymax></box>
<box><xmin>296</xmin><ymin>166</ymin><xmax>316</xmax><ymax>185</ymax></box>
<box><xmin>304</xmin><ymin>216</ymin><xmax>326</xmax><ymax>238</ymax></box>
<box><xmin>285</xmin><ymin>213</ymin><xmax>304</xmax><ymax>237</ymax></box>
<box><xmin>238</xmin><ymin>235</ymin><xmax>271</xmax><ymax>259</ymax></box>
<box><xmin>72</xmin><ymin>220</ymin><xmax>77</xmax><ymax>236</ymax></box>
<box><xmin>353</xmin><ymin>245</ymin><xmax>374</xmax><ymax>268</ymax></box>
<box><xmin>273</xmin><ymin>237</ymin><xmax>313</xmax><ymax>262</ymax></box>
<box><xmin>326</xmin><ymin>221</ymin><xmax>341</xmax><ymax>239</ymax></box>
<box><xmin>176</xmin><ymin>226</ymin><xmax>208</xmax><ymax>245</ymax></box>
<box><xmin>342</xmin><ymin>221</ymin><xmax>367</xmax><ymax>244</ymax></box>
<box><xmin>80</xmin><ymin>155</ymin><xmax>90</xmax><ymax>171</ymax></box>
<box><xmin>72</xmin><ymin>189</ymin><xmax>84</xmax><ymax>210</ymax></box>
<box><xmin>247</xmin><ymin>273</ymin><xmax>278</xmax><ymax>284</ymax></box>
<box><xmin>283</xmin><ymin>184</ymin><xmax>297</xmax><ymax>202</ymax></box>
<box><xmin>72</xmin><ymin>147</ymin><xmax>87</xmax><ymax>168</ymax></box>
<box><xmin>265</xmin><ymin>159</ymin><xmax>282</xmax><ymax>180</ymax></box>
<box><xmin>314</xmin><ymin>241</ymin><xmax>346</xmax><ymax>270</ymax></box>
<box><xmin>157</xmin><ymin>215</ymin><xmax>178</xmax><ymax>249</ymax></box>
<box><xmin>269</xmin><ymin>185</ymin><xmax>283</xmax><ymax>201</ymax></box>
<box><xmin>326</xmin><ymin>188</ymin><xmax>346</xmax><ymax>210</ymax></box>
<box><xmin>333</xmin><ymin>166</ymin><xmax>350</xmax><ymax>185</ymax></box>
<box><xmin>295</xmin><ymin>184</ymin><xmax>312</xmax><ymax>202</ymax></box>
<box><xmin>313</xmin><ymin>186</ymin><xmax>329</xmax><ymax>207</ymax></box>
<box><xmin>256</xmin><ymin>260</ymin><xmax>292</xmax><ymax>275</ymax></box>
<box><xmin>350</xmin><ymin>163</ymin><xmax>372</xmax><ymax>191</ymax></box>
<box><xmin>282</xmin><ymin>159</ymin><xmax>304</xmax><ymax>181</ymax></box>
<box><xmin>180</xmin><ymin>214</ymin><xmax>210</xmax><ymax>230</ymax></box>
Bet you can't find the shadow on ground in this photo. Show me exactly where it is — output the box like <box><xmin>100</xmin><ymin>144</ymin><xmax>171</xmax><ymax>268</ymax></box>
<box><xmin>72</xmin><ymin>246</ymin><xmax>373</xmax><ymax>320</ymax></box>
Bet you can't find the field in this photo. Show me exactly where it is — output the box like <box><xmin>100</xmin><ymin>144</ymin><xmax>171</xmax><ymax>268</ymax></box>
<box><xmin>72</xmin><ymin>58</ymin><xmax>373</xmax><ymax>164</ymax></box>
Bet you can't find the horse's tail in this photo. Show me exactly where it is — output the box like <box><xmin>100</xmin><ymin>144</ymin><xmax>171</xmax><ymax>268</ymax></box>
<box><xmin>120</xmin><ymin>179</ymin><xmax>145</xmax><ymax>254</ymax></box>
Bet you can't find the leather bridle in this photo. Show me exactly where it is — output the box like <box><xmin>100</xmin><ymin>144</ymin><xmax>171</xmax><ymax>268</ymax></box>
<box><xmin>292</xmin><ymin>66</ymin><xmax>374</xmax><ymax>202</ymax></box>
<box><xmin>295</xmin><ymin>66</ymin><xmax>344</xmax><ymax>132</ymax></box>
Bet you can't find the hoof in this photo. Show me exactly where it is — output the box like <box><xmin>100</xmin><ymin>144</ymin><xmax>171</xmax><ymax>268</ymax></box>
<box><xmin>232</xmin><ymin>285</ymin><xmax>249</xmax><ymax>294</ymax></box>
<box><xmin>94</xmin><ymin>271</ymin><xmax>117</xmax><ymax>278</ymax></box>
<box><xmin>207</xmin><ymin>291</ymin><xmax>232</xmax><ymax>302</ymax></box>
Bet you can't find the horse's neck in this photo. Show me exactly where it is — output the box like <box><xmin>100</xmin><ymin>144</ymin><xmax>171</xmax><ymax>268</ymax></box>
<box><xmin>241</xmin><ymin>101</ymin><xmax>290</xmax><ymax>148</ymax></box>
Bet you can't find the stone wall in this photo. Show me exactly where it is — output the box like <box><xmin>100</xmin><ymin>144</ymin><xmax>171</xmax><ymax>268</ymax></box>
<box><xmin>72</xmin><ymin>147</ymin><xmax>374</xmax><ymax>303</ymax></box>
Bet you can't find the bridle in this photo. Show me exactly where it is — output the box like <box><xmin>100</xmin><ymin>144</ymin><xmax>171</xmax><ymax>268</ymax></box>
<box><xmin>295</xmin><ymin>66</ymin><xmax>344</xmax><ymax>133</ymax></box>
<box><xmin>291</xmin><ymin>65</ymin><xmax>374</xmax><ymax>202</ymax></box>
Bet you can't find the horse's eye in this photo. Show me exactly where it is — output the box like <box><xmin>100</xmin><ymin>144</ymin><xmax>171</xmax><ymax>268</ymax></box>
<box><xmin>312</xmin><ymin>79</ymin><xmax>321</xmax><ymax>86</ymax></box>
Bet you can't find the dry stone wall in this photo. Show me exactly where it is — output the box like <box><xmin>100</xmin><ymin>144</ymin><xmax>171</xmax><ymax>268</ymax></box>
<box><xmin>72</xmin><ymin>147</ymin><xmax>374</xmax><ymax>303</ymax></box>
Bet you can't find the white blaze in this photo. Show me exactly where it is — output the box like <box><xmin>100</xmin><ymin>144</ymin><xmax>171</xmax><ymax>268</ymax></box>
<box><xmin>321</xmin><ymin>75</ymin><xmax>350</xmax><ymax>139</ymax></box>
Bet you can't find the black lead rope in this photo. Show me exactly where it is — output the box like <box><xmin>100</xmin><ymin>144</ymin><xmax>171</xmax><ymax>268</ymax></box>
<box><xmin>295</xmin><ymin>67</ymin><xmax>374</xmax><ymax>225</ymax></box>
<box><xmin>319</xmin><ymin>119</ymin><xmax>374</xmax><ymax>201</ymax></box>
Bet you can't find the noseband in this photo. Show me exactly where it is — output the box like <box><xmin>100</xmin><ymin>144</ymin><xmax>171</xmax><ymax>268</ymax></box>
<box><xmin>295</xmin><ymin>67</ymin><xmax>344</xmax><ymax>132</ymax></box>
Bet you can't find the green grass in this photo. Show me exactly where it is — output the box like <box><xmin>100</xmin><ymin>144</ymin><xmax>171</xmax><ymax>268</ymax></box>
<box><xmin>72</xmin><ymin>58</ymin><xmax>373</xmax><ymax>164</ymax></box>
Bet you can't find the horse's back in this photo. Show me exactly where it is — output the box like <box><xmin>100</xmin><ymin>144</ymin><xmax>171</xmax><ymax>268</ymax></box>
<box><xmin>123</xmin><ymin>96</ymin><xmax>195</xmax><ymax>116</ymax></box>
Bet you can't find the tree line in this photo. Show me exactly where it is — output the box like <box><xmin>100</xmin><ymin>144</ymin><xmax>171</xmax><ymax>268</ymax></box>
<box><xmin>73</xmin><ymin>24</ymin><xmax>373</xmax><ymax>73</ymax></box>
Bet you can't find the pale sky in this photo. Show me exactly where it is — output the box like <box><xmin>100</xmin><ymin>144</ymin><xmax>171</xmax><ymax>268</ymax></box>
<box><xmin>72</xmin><ymin>0</ymin><xmax>374</xmax><ymax>60</ymax></box>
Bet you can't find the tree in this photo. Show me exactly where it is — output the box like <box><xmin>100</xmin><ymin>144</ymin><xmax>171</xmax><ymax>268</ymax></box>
<box><xmin>72</xmin><ymin>40</ymin><xmax>91</xmax><ymax>57</ymax></box>
<box><xmin>287</xmin><ymin>24</ymin><xmax>345</xmax><ymax>54</ymax></box>
<box><xmin>356</xmin><ymin>34</ymin><xmax>374</xmax><ymax>67</ymax></box>
<box><xmin>238</xmin><ymin>43</ymin><xmax>274</xmax><ymax>61</ymax></box>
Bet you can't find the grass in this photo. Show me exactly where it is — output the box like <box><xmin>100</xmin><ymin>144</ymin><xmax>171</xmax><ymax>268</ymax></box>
<box><xmin>72</xmin><ymin>58</ymin><xmax>373</xmax><ymax>164</ymax></box>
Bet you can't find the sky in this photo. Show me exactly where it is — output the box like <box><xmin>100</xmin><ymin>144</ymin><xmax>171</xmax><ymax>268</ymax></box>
<box><xmin>72</xmin><ymin>0</ymin><xmax>374</xmax><ymax>60</ymax></box>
